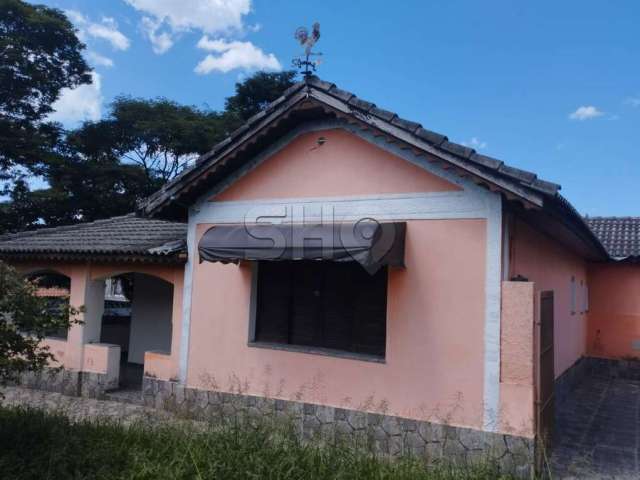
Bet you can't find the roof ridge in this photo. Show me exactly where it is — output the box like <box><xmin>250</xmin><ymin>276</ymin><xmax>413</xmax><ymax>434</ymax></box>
<box><xmin>0</xmin><ymin>213</ymin><xmax>137</xmax><ymax>241</ymax></box>
<box><xmin>140</xmin><ymin>73</ymin><xmax>563</xmax><ymax>218</ymax></box>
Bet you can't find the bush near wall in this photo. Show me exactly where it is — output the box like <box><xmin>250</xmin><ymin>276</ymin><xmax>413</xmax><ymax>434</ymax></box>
<box><xmin>0</xmin><ymin>406</ymin><xmax>521</xmax><ymax>480</ymax></box>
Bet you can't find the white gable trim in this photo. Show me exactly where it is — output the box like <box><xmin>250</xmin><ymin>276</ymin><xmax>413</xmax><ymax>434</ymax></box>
<box><xmin>178</xmin><ymin>121</ymin><xmax>503</xmax><ymax>432</ymax></box>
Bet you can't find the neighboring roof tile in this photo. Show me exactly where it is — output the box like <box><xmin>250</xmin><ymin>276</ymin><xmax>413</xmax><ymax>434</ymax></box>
<box><xmin>585</xmin><ymin>217</ymin><xmax>640</xmax><ymax>259</ymax></box>
<box><xmin>0</xmin><ymin>214</ymin><xmax>187</xmax><ymax>258</ymax></box>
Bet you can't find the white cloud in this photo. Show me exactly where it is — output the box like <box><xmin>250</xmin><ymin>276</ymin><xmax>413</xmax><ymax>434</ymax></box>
<box><xmin>141</xmin><ymin>17</ymin><xmax>174</xmax><ymax>54</ymax></box>
<box><xmin>125</xmin><ymin>0</ymin><xmax>250</xmax><ymax>53</ymax></box>
<box><xmin>463</xmin><ymin>137</ymin><xmax>488</xmax><ymax>150</ymax></box>
<box><xmin>569</xmin><ymin>105</ymin><xmax>604</xmax><ymax>121</ymax></box>
<box><xmin>48</xmin><ymin>72</ymin><xmax>103</xmax><ymax>126</ymax></box>
<box><xmin>195</xmin><ymin>36</ymin><xmax>281</xmax><ymax>74</ymax></box>
<box><xmin>86</xmin><ymin>51</ymin><xmax>114</xmax><ymax>68</ymax></box>
<box><xmin>624</xmin><ymin>96</ymin><xmax>640</xmax><ymax>108</ymax></box>
<box><xmin>66</xmin><ymin>10</ymin><xmax>130</xmax><ymax>50</ymax></box>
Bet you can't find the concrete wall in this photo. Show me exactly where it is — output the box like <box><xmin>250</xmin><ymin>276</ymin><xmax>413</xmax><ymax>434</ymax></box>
<box><xmin>509</xmin><ymin>218</ymin><xmax>589</xmax><ymax>378</ymax></box>
<box><xmin>128</xmin><ymin>273</ymin><xmax>174</xmax><ymax>365</ymax></box>
<box><xmin>588</xmin><ymin>262</ymin><xmax>640</xmax><ymax>359</ymax></box>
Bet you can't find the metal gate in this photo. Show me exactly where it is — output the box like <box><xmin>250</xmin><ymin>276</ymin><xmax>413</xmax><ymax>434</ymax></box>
<box><xmin>537</xmin><ymin>291</ymin><xmax>555</xmax><ymax>448</ymax></box>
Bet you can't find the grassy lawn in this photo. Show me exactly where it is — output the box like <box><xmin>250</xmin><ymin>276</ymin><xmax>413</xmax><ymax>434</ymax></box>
<box><xmin>0</xmin><ymin>406</ymin><xmax>520</xmax><ymax>480</ymax></box>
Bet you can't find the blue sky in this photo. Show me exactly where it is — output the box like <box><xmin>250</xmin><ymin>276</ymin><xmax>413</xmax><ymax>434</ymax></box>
<box><xmin>35</xmin><ymin>0</ymin><xmax>639</xmax><ymax>216</ymax></box>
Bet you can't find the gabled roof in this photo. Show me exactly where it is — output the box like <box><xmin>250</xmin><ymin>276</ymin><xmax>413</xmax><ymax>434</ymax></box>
<box><xmin>585</xmin><ymin>217</ymin><xmax>640</xmax><ymax>260</ymax></box>
<box><xmin>136</xmin><ymin>75</ymin><xmax>608</xmax><ymax>261</ymax></box>
<box><xmin>0</xmin><ymin>214</ymin><xmax>186</xmax><ymax>263</ymax></box>
<box><xmin>140</xmin><ymin>75</ymin><xmax>561</xmax><ymax>219</ymax></box>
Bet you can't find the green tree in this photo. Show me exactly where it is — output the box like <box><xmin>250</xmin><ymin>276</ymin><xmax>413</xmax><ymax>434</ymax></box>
<box><xmin>69</xmin><ymin>98</ymin><xmax>226</xmax><ymax>185</ymax></box>
<box><xmin>0</xmin><ymin>0</ymin><xmax>91</xmax><ymax>177</ymax></box>
<box><xmin>0</xmin><ymin>70</ymin><xmax>298</xmax><ymax>233</ymax></box>
<box><xmin>0</xmin><ymin>261</ymin><xmax>81</xmax><ymax>385</ymax></box>
<box><xmin>224</xmin><ymin>71</ymin><xmax>298</xmax><ymax>122</ymax></box>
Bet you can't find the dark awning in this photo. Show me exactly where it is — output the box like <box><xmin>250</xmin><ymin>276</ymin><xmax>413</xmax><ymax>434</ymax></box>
<box><xmin>198</xmin><ymin>221</ymin><xmax>406</xmax><ymax>274</ymax></box>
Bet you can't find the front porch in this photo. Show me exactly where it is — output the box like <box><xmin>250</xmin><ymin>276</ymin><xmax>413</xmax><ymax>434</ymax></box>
<box><xmin>18</xmin><ymin>261</ymin><xmax>184</xmax><ymax>399</ymax></box>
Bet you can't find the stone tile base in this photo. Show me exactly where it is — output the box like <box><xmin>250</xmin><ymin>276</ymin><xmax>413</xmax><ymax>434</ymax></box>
<box><xmin>142</xmin><ymin>376</ymin><xmax>535</xmax><ymax>478</ymax></box>
<box><xmin>584</xmin><ymin>356</ymin><xmax>640</xmax><ymax>380</ymax></box>
<box><xmin>17</xmin><ymin>369</ymin><xmax>117</xmax><ymax>399</ymax></box>
<box><xmin>556</xmin><ymin>356</ymin><xmax>640</xmax><ymax>410</ymax></box>
<box><xmin>555</xmin><ymin>356</ymin><xmax>589</xmax><ymax>407</ymax></box>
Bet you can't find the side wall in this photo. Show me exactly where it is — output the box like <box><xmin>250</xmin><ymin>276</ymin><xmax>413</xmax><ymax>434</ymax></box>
<box><xmin>588</xmin><ymin>263</ymin><xmax>640</xmax><ymax>359</ymax></box>
<box><xmin>509</xmin><ymin>218</ymin><xmax>589</xmax><ymax>378</ymax></box>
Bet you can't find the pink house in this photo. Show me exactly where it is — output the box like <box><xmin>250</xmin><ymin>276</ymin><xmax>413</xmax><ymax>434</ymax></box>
<box><xmin>2</xmin><ymin>76</ymin><xmax>639</xmax><ymax>475</ymax></box>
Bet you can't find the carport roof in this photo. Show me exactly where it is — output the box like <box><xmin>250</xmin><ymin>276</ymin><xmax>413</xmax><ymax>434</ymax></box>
<box><xmin>0</xmin><ymin>214</ymin><xmax>187</xmax><ymax>263</ymax></box>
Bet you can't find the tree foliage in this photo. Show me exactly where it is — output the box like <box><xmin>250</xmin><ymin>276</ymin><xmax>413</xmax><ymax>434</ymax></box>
<box><xmin>0</xmin><ymin>0</ymin><xmax>91</xmax><ymax>176</ymax></box>
<box><xmin>69</xmin><ymin>98</ymin><xmax>226</xmax><ymax>185</ymax></box>
<box><xmin>0</xmin><ymin>261</ymin><xmax>81</xmax><ymax>384</ymax></box>
<box><xmin>225</xmin><ymin>71</ymin><xmax>298</xmax><ymax>122</ymax></box>
<box><xmin>0</xmin><ymin>38</ymin><xmax>297</xmax><ymax>233</ymax></box>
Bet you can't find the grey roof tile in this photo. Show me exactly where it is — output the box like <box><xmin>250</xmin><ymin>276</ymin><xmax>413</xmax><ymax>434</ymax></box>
<box><xmin>497</xmin><ymin>164</ymin><xmax>537</xmax><ymax>184</ymax></box>
<box><xmin>414</xmin><ymin>128</ymin><xmax>447</xmax><ymax>146</ymax></box>
<box><xmin>370</xmin><ymin>107</ymin><xmax>397</xmax><ymax>122</ymax></box>
<box><xmin>0</xmin><ymin>214</ymin><xmax>186</xmax><ymax>257</ymax></box>
<box><xmin>327</xmin><ymin>86</ymin><xmax>354</xmax><ymax>103</ymax></box>
<box><xmin>347</xmin><ymin>96</ymin><xmax>376</xmax><ymax>112</ymax></box>
<box><xmin>390</xmin><ymin>116</ymin><xmax>421</xmax><ymax>133</ymax></box>
<box><xmin>586</xmin><ymin>217</ymin><xmax>640</xmax><ymax>258</ymax></box>
<box><xmin>470</xmin><ymin>153</ymin><xmax>503</xmax><ymax>170</ymax></box>
<box><xmin>440</xmin><ymin>141</ymin><xmax>475</xmax><ymax>159</ymax></box>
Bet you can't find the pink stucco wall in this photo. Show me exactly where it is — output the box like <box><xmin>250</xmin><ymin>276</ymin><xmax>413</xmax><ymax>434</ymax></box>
<box><xmin>509</xmin><ymin>219</ymin><xmax>588</xmax><ymax>378</ymax></box>
<box><xmin>187</xmin><ymin>219</ymin><xmax>488</xmax><ymax>429</ymax></box>
<box><xmin>499</xmin><ymin>281</ymin><xmax>535</xmax><ymax>438</ymax></box>
<box><xmin>214</xmin><ymin>129</ymin><xmax>460</xmax><ymax>202</ymax></box>
<box><xmin>587</xmin><ymin>263</ymin><xmax>640</xmax><ymax>359</ymax></box>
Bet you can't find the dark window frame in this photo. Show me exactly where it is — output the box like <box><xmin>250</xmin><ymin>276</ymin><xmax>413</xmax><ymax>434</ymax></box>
<box><xmin>248</xmin><ymin>260</ymin><xmax>388</xmax><ymax>362</ymax></box>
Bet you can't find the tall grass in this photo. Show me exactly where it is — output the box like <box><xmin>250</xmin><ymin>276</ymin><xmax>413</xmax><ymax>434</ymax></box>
<box><xmin>0</xmin><ymin>406</ymin><xmax>519</xmax><ymax>480</ymax></box>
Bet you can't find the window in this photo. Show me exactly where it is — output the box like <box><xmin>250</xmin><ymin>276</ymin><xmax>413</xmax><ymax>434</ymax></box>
<box><xmin>253</xmin><ymin>260</ymin><xmax>388</xmax><ymax>358</ymax></box>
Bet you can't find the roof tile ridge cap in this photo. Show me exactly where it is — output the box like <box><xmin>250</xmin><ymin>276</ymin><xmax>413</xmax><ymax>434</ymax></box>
<box><xmin>0</xmin><ymin>213</ymin><xmax>137</xmax><ymax>241</ymax></box>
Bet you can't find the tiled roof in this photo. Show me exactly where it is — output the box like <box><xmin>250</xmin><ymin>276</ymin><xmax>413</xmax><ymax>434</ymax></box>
<box><xmin>585</xmin><ymin>217</ymin><xmax>640</xmax><ymax>259</ymax></box>
<box><xmin>140</xmin><ymin>75</ymin><xmax>562</xmax><ymax>218</ymax></box>
<box><xmin>0</xmin><ymin>214</ymin><xmax>187</xmax><ymax>259</ymax></box>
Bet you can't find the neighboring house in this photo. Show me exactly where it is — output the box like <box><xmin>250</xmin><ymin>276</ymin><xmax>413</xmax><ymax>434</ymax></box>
<box><xmin>1</xmin><ymin>76</ymin><xmax>639</xmax><ymax>475</ymax></box>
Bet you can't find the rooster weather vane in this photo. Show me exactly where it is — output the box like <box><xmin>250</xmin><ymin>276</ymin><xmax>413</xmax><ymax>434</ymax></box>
<box><xmin>292</xmin><ymin>22</ymin><xmax>322</xmax><ymax>76</ymax></box>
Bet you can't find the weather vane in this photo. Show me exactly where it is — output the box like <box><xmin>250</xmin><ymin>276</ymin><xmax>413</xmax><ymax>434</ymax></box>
<box><xmin>292</xmin><ymin>22</ymin><xmax>322</xmax><ymax>76</ymax></box>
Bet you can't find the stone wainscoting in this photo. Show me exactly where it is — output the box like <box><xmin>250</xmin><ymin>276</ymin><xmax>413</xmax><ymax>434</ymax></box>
<box><xmin>18</xmin><ymin>368</ymin><xmax>117</xmax><ymax>399</ymax></box>
<box><xmin>141</xmin><ymin>376</ymin><xmax>535</xmax><ymax>477</ymax></box>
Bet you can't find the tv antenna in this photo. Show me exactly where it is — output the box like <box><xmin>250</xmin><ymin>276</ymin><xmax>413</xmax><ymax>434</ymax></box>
<box><xmin>292</xmin><ymin>22</ymin><xmax>322</xmax><ymax>76</ymax></box>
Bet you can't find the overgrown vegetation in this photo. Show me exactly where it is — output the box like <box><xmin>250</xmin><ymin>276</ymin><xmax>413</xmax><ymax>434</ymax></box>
<box><xmin>0</xmin><ymin>261</ymin><xmax>81</xmax><ymax>385</ymax></box>
<box><xmin>0</xmin><ymin>406</ymin><xmax>519</xmax><ymax>480</ymax></box>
